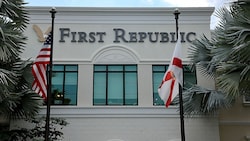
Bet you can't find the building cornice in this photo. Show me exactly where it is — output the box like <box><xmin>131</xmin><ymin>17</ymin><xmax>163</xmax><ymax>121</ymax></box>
<box><xmin>26</xmin><ymin>6</ymin><xmax>214</xmax><ymax>24</ymax></box>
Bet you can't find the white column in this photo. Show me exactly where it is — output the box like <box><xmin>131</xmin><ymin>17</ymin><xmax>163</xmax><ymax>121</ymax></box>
<box><xmin>77</xmin><ymin>64</ymin><xmax>93</xmax><ymax>107</ymax></box>
<box><xmin>137</xmin><ymin>64</ymin><xmax>153</xmax><ymax>107</ymax></box>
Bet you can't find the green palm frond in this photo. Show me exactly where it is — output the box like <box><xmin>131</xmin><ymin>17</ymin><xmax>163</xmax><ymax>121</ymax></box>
<box><xmin>0</xmin><ymin>91</ymin><xmax>42</xmax><ymax>119</ymax></box>
<box><xmin>217</xmin><ymin>62</ymin><xmax>245</xmax><ymax>75</ymax></box>
<box><xmin>189</xmin><ymin>35</ymin><xmax>213</xmax><ymax>65</ymax></box>
<box><xmin>0</xmin><ymin>0</ymin><xmax>41</xmax><ymax>120</ymax></box>
<box><xmin>213</xmin><ymin>8</ymin><xmax>236</xmax><ymax>63</ymax></box>
<box><xmin>0</xmin><ymin>60</ymin><xmax>42</xmax><ymax>119</ymax></box>
<box><xmin>0</xmin><ymin>68</ymin><xmax>17</xmax><ymax>86</ymax></box>
<box><xmin>226</xmin><ymin>63</ymin><xmax>250</xmax><ymax>96</ymax></box>
<box><xmin>188</xmin><ymin>35</ymin><xmax>216</xmax><ymax>78</ymax></box>
<box><xmin>214</xmin><ymin>7</ymin><xmax>233</xmax><ymax>31</ymax></box>
<box><xmin>182</xmin><ymin>85</ymin><xmax>230</xmax><ymax>115</ymax></box>
<box><xmin>225</xmin><ymin>4</ymin><xmax>250</xmax><ymax>63</ymax></box>
<box><xmin>186</xmin><ymin>0</ymin><xmax>250</xmax><ymax>115</ymax></box>
<box><xmin>232</xmin><ymin>41</ymin><xmax>250</xmax><ymax>63</ymax></box>
<box><xmin>240</xmin><ymin>65</ymin><xmax>250</xmax><ymax>81</ymax></box>
<box><xmin>216</xmin><ymin>71</ymin><xmax>240</xmax><ymax>99</ymax></box>
<box><xmin>0</xmin><ymin>19</ymin><xmax>25</xmax><ymax>63</ymax></box>
<box><xmin>13</xmin><ymin>60</ymin><xmax>33</xmax><ymax>92</ymax></box>
<box><xmin>0</xmin><ymin>60</ymin><xmax>30</xmax><ymax>93</ymax></box>
<box><xmin>0</xmin><ymin>0</ymin><xmax>29</xmax><ymax>30</ymax></box>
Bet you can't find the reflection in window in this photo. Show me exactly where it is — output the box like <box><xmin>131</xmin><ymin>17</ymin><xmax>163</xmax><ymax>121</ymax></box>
<box><xmin>152</xmin><ymin>65</ymin><xmax>196</xmax><ymax>106</ymax></box>
<box><xmin>93</xmin><ymin>65</ymin><xmax>138</xmax><ymax>106</ymax></box>
<box><xmin>51</xmin><ymin>65</ymin><xmax>78</xmax><ymax>105</ymax></box>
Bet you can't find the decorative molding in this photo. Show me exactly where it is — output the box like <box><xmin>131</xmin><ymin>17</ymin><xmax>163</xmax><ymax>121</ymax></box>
<box><xmin>38</xmin><ymin>106</ymin><xmax>213</xmax><ymax>118</ymax></box>
<box><xmin>92</xmin><ymin>45</ymin><xmax>140</xmax><ymax>64</ymax></box>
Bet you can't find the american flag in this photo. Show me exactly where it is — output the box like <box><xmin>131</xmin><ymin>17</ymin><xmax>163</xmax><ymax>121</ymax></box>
<box><xmin>32</xmin><ymin>32</ymin><xmax>52</xmax><ymax>99</ymax></box>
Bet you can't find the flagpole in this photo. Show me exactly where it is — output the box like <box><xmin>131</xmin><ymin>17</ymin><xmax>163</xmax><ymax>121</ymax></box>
<box><xmin>45</xmin><ymin>7</ymin><xmax>56</xmax><ymax>141</ymax></box>
<box><xmin>174</xmin><ymin>8</ymin><xmax>186</xmax><ymax>141</ymax></box>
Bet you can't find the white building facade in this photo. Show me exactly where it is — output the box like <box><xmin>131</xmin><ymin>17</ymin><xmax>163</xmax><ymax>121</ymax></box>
<box><xmin>19</xmin><ymin>7</ymin><xmax>219</xmax><ymax>141</ymax></box>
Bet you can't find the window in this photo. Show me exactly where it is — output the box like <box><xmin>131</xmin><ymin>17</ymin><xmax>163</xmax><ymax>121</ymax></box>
<box><xmin>93</xmin><ymin>65</ymin><xmax>138</xmax><ymax>106</ymax></box>
<box><xmin>152</xmin><ymin>65</ymin><xmax>196</xmax><ymax>106</ymax></box>
<box><xmin>51</xmin><ymin>65</ymin><xmax>78</xmax><ymax>105</ymax></box>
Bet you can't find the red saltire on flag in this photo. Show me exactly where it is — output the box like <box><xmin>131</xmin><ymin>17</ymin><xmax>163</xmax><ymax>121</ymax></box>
<box><xmin>158</xmin><ymin>38</ymin><xmax>183</xmax><ymax>107</ymax></box>
<box><xmin>32</xmin><ymin>32</ymin><xmax>52</xmax><ymax>99</ymax></box>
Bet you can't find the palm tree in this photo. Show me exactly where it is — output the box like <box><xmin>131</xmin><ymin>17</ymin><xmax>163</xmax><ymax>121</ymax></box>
<box><xmin>183</xmin><ymin>0</ymin><xmax>250</xmax><ymax>115</ymax></box>
<box><xmin>0</xmin><ymin>0</ymin><xmax>42</xmax><ymax>120</ymax></box>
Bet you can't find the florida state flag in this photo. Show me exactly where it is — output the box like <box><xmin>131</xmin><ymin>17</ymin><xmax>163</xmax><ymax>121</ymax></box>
<box><xmin>158</xmin><ymin>39</ymin><xmax>183</xmax><ymax>107</ymax></box>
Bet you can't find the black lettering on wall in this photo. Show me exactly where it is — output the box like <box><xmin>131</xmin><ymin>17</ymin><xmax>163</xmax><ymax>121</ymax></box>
<box><xmin>113</xmin><ymin>28</ymin><xmax>128</xmax><ymax>43</ymax></box>
<box><xmin>160</xmin><ymin>32</ymin><xmax>169</xmax><ymax>43</ymax></box>
<box><xmin>186</xmin><ymin>32</ymin><xmax>196</xmax><ymax>42</ymax></box>
<box><xmin>59</xmin><ymin>28</ymin><xmax>70</xmax><ymax>42</ymax></box>
<box><xmin>96</xmin><ymin>32</ymin><xmax>106</xmax><ymax>43</ymax></box>
<box><xmin>148</xmin><ymin>32</ymin><xmax>159</xmax><ymax>42</ymax></box>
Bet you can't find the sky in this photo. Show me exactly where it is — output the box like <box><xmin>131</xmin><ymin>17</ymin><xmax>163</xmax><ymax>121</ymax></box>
<box><xmin>24</xmin><ymin>0</ymin><xmax>233</xmax><ymax>29</ymax></box>
<box><xmin>25</xmin><ymin>0</ymin><xmax>228</xmax><ymax>7</ymax></box>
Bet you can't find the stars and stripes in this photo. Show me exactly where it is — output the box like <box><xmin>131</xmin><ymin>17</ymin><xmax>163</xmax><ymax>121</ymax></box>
<box><xmin>32</xmin><ymin>32</ymin><xmax>52</xmax><ymax>99</ymax></box>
